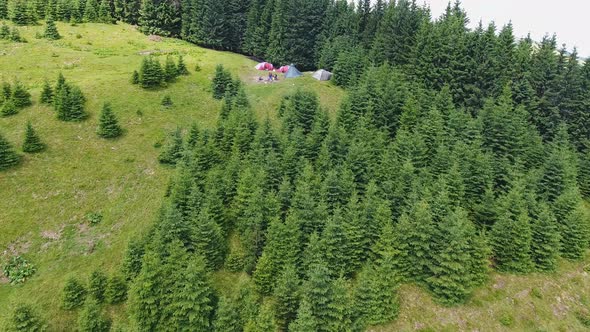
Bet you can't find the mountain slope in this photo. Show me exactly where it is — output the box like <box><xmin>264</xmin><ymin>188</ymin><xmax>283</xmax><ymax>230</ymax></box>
<box><xmin>0</xmin><ymin>21</ymin><xmax>343</xmax><ymax>329</ymax></box>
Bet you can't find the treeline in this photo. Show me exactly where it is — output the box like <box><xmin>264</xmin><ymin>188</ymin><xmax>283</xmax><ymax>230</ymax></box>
<box><xmin>3</xmin><ymin>0</ymin><xmax>589</xmax><ymax>148</ymax></box>
<box><xmin>103</xmin><ymin>60</ymin><xmax>590</xmax><ymax>330</ymax></box>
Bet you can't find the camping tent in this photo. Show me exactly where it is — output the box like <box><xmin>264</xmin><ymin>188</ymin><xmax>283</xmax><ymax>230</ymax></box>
<box><xmin>285</xmin><ymin>64</ymin><xmax>302</xmax><ymax>78</ymax></box>
<box><xmin>255</xmin><ymin>62</ymin><xmax>274</xmax><ymax>70</ymax></box>
<box><xmin>312</xmin><ymin>69</ymin><xmax>332</xmax><ymax>81</ymax></box>
<box><xmin>277</xmin><ymin>65</ymin><xmax>290</xmax><ymax>73</ymax></box>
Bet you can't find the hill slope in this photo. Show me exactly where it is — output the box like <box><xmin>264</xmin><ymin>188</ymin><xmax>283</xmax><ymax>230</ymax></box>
<box><xmin>0</xmin><ymin>21</ymin><xmax>343</xmax><ymax>329</ymax></box>
<box><xmin>1</xmin><ymin>22</ymin><xmax>589</xmax><ymax>332</ymax></box>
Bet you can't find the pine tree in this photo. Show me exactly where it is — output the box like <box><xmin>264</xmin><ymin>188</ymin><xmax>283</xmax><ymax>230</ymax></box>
<box><xmin>158</xmin><ymin>128</ymin><xmax>184</xmax><ymax>165</ymax></box>
<box><xmin>213</xmin><ymin>295</ymin><xmax>241</xmax><ymax>332</ymax></box>
<box><xmin>1</xmin><ymin>98</ymin><xmax>18</xmax><ymax>117</ymax></box>
<box><xmin>164</xmin><ymin>55</ymin><xmax>178</xmax><ymax>82</ymax></box>
<box><xmin>212</xmin><ymin>64</ymin><xmax>232</xmax><ymax>99</ymax></box>
<box><xmin>560</xmin><ymin>205</ymin><xmax>589</xmax><ymax>260</ymax></box>
<box><xmin>97</xmin><ymin>0</ymin><xmax>113</xmax><ymax>23</ymax></box>
<box><xmin>77</xmin><ymin>299</ymin><xmax>111</xmax><ymax>332</ymax></box>
<box><xmin>395</xmin><ymin>200</ymin><xmax>436</xmax><ymax>282</ymax></box>
<box><xmin>0</xmin><ymin>24</ymin><xmax>9</xmax><ymax>39</ymax></box>
<box><xmin>62</xmin><ymin>277</ymin><xmax>87</xmax><ymax>310</ymax></box>
<box><xmin>273</xmin><ymin>265</ymin><xmax>300</xmax><ymax>331</ymax></box>
<box><xmin>83</xmin><ymin>0</ymin><xmax>98</xmax><ymax>22</ymax></box>
<box><xmin>530</xmin><ymin>203</ymin><xmax>560</xmax><ymax>271</ymax></box>
<box><xmin>105</xmin><ymin>274</ymin><xmax>127</xmax><ymax>304</ymax></box>
<box><xmin>289</xmin><ymin>299</ymin><xmax>317</xmax><ymax>332</ymax></box>
<box><xmin>10</xmin><ymin>27</ymin><xmax>23</xmax><ymax>42</ymax></box>
<box><xmin>8</xmin><ymin>304</ymin><xmax>47</xmax><ymax>332</ymax></box>
<box><xmin>301</xmin><ymin>262</ymin><xmax>334</xmax><ymax>332</ymax></box>
<box><xmin>129</xmin><ymin>250</ymin><xmax>163</xmax><ymax>331</ymax></box>
<box><xmin>131</xmin><ymin>70</ymin><xmax>140</xmax><ymax>84</ymax></box>
<box><xmin>427</xmin><ymin>208</ymin><xmax>483</xmax><ymax>305</ymax></box>
<box><xmin>67</xmin><ymin>86</ymin><xmax>87</xmax><ymax>120</ymax></box>
<box><xmin>176</xmin><ymin>55</ymin><xmax>189</xmax><ymax>75</ymax></box>
<box><xmin>491</xmin><ymin>209</ymin><xmax>533</xmax><ymax>273</ymax></box>
<box><xmin>139</xmin><ymin>57</ymin><xmax>164</xmax><ymax>88</ymax></box>
<box><xmin>161</xmin><ymin>95</ymin><xmax>172</xmax><ymax>107</ymax></box>
<box><xmin>252</xmin><ymin>252</ymin><xmax>275</xmax><ymax>296</ymax></box>
<box><xmin>10</xmin><ymin>0</ymin><xmax>29</xmax><ymax>25</ymax></box>
<box><xmin>249</xmin><ymin>301</ymin><xmax>278</xmax><ymax>332</ymax></box>
<box><xmin>97</xmin><ymin>103</ymin><xmax>123</xmax><ymax>138</ymax></box>
<box><xmin>88</xmin><ymin>270</ymin><xmax>107</xmax><ymax>303</ymax></box>
<box><xmin>22</xmin><ymin>122</ymin><xmax>45</xmax><ymax>153</ymax></box>
<box><xmin>0</xmin><ymin>0</ymin><xmax>7</xmax><ymax>19</ymax></box>
<box><xmin>43</xmin><ymin>16</ymin><xmax>61</xmax><ymax>40</ymax></box>
<box><xmin>11</xmin><ymin>81</ymin><xmax>31</xmax><ymax>108</ymax></box>
<box><xmin>192</xmin><ymin>208</ymin><xmax>226</xmax><ymax>270</ymax></box>
<box><xmin>0</xmin><ymin>132</ymin><xmax>21</xmax><ymax>171</ymax></box>
<box><xmin>164</xmin><ymin>254</ymin><xmax>214</xmax><ymax>331</ymax></box>
<box><xmin>40</xmin><ymin>80</ymin><xmax>53</xmax><ymax>104</ymax></box>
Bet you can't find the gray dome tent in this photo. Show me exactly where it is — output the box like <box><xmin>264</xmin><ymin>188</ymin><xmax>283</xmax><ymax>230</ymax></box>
<box><xmin>312</xmin><ymin>69</ymin><xmax>332</xmax><ymax>81</ymax></box>
<box><xmin>285</xmin><ymin>64</ymin><xmax>302</xmax><ymax>78</ymax></box>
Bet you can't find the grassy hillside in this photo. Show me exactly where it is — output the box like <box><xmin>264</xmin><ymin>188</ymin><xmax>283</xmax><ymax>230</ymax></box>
<box><xmin>0</xmin><ymin>21</ymin><xmax>343</xmax><ymax>329</ymax></box>
<box><xmin>1</xmin><ymin>21</ymin><xmax>589</xmax><ymax>331</ymax></box>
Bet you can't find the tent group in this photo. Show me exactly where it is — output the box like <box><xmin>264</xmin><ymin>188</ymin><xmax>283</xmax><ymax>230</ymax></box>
<box><xmin>255</xmin><ymin>62</ymin><xmax>332</xmax><ymax>81</ymax></box>
<box><xmin>255</xmin><ymin>62</ymin><xmax>303</xmax><ymax>78</ymax></box>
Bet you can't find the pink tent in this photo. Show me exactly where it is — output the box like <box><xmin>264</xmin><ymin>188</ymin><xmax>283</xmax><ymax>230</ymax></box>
<box><xmin>255</xmin><ymin>62</ymin><xmax>274</xmax><ymax>70</ymax></box>
<box><xmin>277</xmin><ymin>65</ymin><xmax>290</xmax><ymax>73</ymax></box>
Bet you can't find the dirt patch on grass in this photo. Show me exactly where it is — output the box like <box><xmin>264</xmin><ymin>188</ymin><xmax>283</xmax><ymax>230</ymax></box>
<box><xmin>148</xmin><ymin>35</ymin><xmax>162</xmax><ymax>42</ymax></box>
<box><xmin>2</xmin><ymin>237</ymin><xmax>32</xmax><ymax>257</ymax></box>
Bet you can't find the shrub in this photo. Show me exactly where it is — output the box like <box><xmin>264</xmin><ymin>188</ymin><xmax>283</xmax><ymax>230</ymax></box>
<box><xmin>2</xmin><ymin>256</ymin><xmax>36</xmax><ymax>285</ymax></box>
<box><xmin>161</xmin><ymin>95</ymin><xmax>172</xmax><ymax>107</ymax></box>
<box><xmin>86</xmin><ymin>212</ymin><xmax>103</xmax><ymax>225</ymax></box>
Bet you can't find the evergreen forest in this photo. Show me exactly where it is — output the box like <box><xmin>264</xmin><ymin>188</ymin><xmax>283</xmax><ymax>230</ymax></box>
<box><xmin>1</xmin><ymin>0</ymin><xmax>590</xmax><ymax>331</ymax></box>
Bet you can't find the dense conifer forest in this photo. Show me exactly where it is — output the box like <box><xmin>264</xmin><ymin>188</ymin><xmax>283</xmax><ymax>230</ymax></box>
<box><xmin>1</xmin><ymin>0</ymin><xmax>590</xmax><ymax>330</ymax></box>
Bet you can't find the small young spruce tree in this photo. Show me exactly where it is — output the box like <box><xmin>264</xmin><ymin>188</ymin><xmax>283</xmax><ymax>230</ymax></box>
<box><xmin>22</xmin><ymin>122</ymin><xmax>45</xmax><ymax>153</ymax></box>
<box><xmin>88</xmin><ymin>270</ymin><xmax>108</xmax><ymax>303</ymax></box>
<box><xmin>40</xmin><ymin>80</ymin><xmax>53</xmax><ymax>104</ymax></box>
<box><xmin>176</xmin><ymin>55</ymin><xmax>189</xmax><ymax>75</ymax></box>
<box><xmin>9</xmin><ymin>303</ymin><xmax>47</xmax><ymax>332</ymax></box>
<box><xmin>0</xmin><ymin>132</ymin><xmax>21</xmax><ymax>170</ymax></box>
<box><xmin>43</xmin><ymin>16</ymin><xmax>61</xmax><ymax>40</ymax></box>
<box><xmin>77</xmin><ymin>299</ymin><xmax>111</xmax><ymax>332</ymax></box>
<box><xmin>1</xmin><ymin>98</ymin><xmax>18</xmax><ymax>117</ymax></box>
<box><xmin>97</xmin><ymin>103</ymin><xmax>122</xmax><ymax>138</ymax></box>
<box><xmin>11</xmin><ymin>81</ymin><xmax>32</xmax><ymax>108</ymax></box>
<box><xmin>62</xmin><ymin>277</ymin><xmax>87</xmax><ymax>310</ymax></box>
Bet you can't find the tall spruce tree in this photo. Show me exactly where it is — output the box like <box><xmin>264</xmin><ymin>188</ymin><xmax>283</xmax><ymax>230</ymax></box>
<box><xmin>530</xmin><ymin>203</ymin><xmax>561</xmax><ymax>271</ymax></box>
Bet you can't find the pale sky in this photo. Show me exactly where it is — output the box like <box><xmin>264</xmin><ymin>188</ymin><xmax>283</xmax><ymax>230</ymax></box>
<box><xmin>423</xmin><ymin>0</ymin><xmax>589</xmax><ymax>58</ymax></box>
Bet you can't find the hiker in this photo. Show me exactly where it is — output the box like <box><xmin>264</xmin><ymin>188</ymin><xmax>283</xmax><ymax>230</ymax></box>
<box><xmin>274</xmin><ymin>74</ymin><xmax>278</xmax><ymax>81</ymax></box>
<box><xmin>268</xmin><ymin>72</ymin><xmax>273</xmax><ymax>81</ymax></box>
